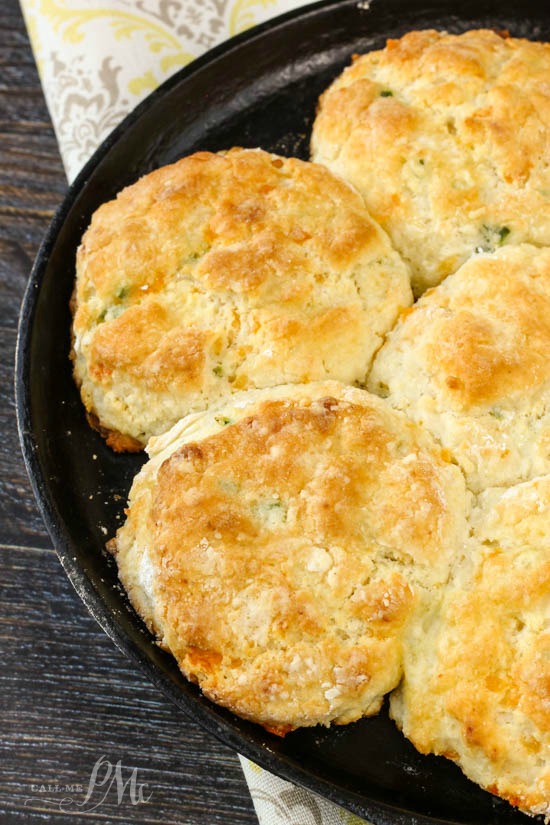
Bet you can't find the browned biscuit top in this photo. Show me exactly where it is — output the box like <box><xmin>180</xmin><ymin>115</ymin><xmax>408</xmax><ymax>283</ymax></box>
<box><xmin>391</xmin><ymin>476</ymin><xmax>550</xmax><ymax>817</ymax></box>
<box><xmin>312</xmin><ymin>29</ymin><xmax>550</xmax><ymax>293</ymax></box>
<box><xmin>72</xmin><ymin>149</ymin><xmax>411</xmax><ymax>447</ymax></box>
<box><xmin>368</xmin><ymin>244</ymin><xmax>550</xmax><ymax>492</ymax></box>
<box><xmin>114</xmin><ymin>383</ymin><xmax>468</xmax><ymax>731</ymax></box>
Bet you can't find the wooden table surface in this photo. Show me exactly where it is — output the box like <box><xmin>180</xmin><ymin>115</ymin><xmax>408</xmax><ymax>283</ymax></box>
<box><xmin>0</xmin><ymin>2</ymin><xmax>258</xmax><ymax>822</ymax></box>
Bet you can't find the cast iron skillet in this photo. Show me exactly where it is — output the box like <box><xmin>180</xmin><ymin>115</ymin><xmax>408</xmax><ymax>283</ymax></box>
<box><xmin>16</xmin><ymin>0</ymin><xmax>550</xmax><ymax>822</ymax></box>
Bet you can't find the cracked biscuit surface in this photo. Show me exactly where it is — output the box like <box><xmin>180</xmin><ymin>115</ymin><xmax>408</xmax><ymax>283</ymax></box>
<box><xmin>390</xmin><ymin>475</ymin><xmax>550</xmax><ymax>818</ymax></box>
<box><xmin>311</xmin><ymin>29</ymin><xmax>550</xmax><ymax>294</ymax></box>
<box><xmin>71</xmin><ymin>148</ymin><xmax>411</xmax><ymax>450</ymax></box>
<box><xmin>368</xmin><ymin>244</ymin><xmax>550</xmax><ymax>493</ymax></box>
<box><xmin>114</xmin><ymin>382</ymin><xmax>468</xmax><ymax>732</ymax></box>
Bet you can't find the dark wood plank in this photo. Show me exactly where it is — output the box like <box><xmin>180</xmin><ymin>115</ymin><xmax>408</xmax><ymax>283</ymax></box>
<box><xmin>1</xmin><ymin>545</ymin><xmax>256</xmax><ymax>824</ymax></box>
<box><xmin>0</xmin><ymin>1</ymin><xmax>257</xmax><ymax>821</ymax></box>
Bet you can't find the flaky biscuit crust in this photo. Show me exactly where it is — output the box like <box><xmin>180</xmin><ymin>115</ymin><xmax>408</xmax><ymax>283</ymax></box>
<box><xmin>115</xmin><ymin>382</ymin><xmax>468</xmax><ymax>731</ymax></box>
<box><xmin>77</xmin><ymin>28</ymin><xmax>550</xmax><ymax>814</ymax></box>
<box><xmin>391</xmin><ymin>476</ymin><xmax>550</xmax><ymax>818</ymax></box>
<box><xmin>71</xmin><ymin>148</ymin><xmax>411</xmax><ymax>448</ymax></box>
<box><xmin>368</xmin><ymin>244</ymin><xmax>550</xmax><ymax>492</ymax></box>
<box><xmin>311</xmin><ymin>29</ymin><xmax>550</xmax><ymax>294</ymax></box>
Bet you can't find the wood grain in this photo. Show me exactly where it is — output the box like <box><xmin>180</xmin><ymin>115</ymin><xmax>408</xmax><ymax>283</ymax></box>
<box><xmin>0</xmin><ymin>2</ymin><xmax>257</xmax><ymax>822</ymax></box>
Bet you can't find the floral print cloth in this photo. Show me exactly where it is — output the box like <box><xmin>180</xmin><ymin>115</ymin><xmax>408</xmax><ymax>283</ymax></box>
<box><xmin>21</xmin><ymin>0</ymin><xmax>318</xmax><ymax>180</ymax></box>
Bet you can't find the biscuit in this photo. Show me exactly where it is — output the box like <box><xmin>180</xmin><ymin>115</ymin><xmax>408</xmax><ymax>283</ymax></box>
<box><xmin>311</xmin><ymin>29</ymin><xmax>550</xmax><ymax>294</ymax></box>
<box><xmin>114</xmin><ymin>381</ymin><xmax>469</xmax><ymax>732</ymax></box>
<box><xmin>390</xmin><ymin>475</ymin><xmax>550</xmax><ymax>817</ymax></box>
<box><xmin>71</xmin><ymin>148</ymin><xmax>411</xmax><ymax>450</ymax></box>
<box><xmin>368</xmin><ymin>244</ymin><xmax>550</xmax><ymax>493</ymax></box>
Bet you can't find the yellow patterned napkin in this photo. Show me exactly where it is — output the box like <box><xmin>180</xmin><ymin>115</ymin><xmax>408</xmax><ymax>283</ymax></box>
<box><xmin>19</xmin><ymin>1</ymin><xmax>373</xmax><ymax>822</ymax></box>
<box><xmin>22</xmin><ymin>0</ymin><xmax>316</xmax><ymax>180</ymax></box>
<box><xmin>240</xmin><ymin>756</ymin><xmax>371</xmax><ymax>825</ymax></box>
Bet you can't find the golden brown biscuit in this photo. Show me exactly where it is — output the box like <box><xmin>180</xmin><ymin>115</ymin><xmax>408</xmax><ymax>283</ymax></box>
<box><xmin>114</xmin><ymin>382</ymin><xmax>469</xmax><ymax>732</ymax></box>
<box><xmin>390</xmin><ymin>475</ymin><xmax>550</xmax><ymax>817</ymax></box>
<box><xmin>311</xmin><ymin>29</ymin><xmax>550</xmax><ymax>294</ymax></box>
<box><xmin>71</xmin><ymin>148</ymin><xmax>411</xmax><ymax>450</ymax></box>
<box><xmin>368</xmin><ymin>244</ymin><xmax>550</xmax><ymax>493</ymax></box>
